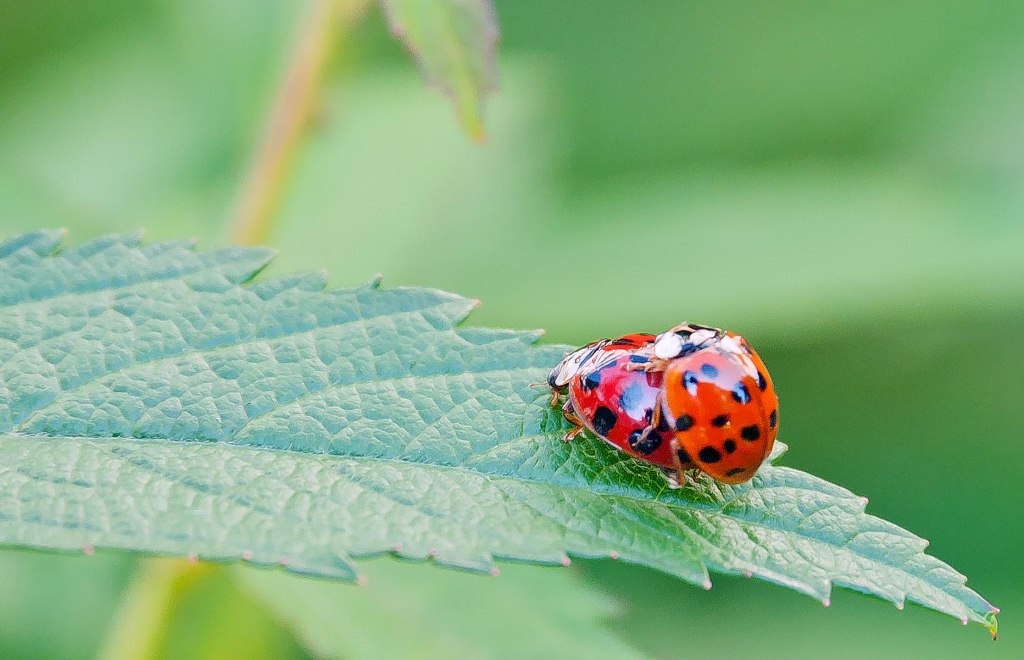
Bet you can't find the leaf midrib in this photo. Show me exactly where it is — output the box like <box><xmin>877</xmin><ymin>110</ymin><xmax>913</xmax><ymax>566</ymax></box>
<box><xmin>0</xmin><ymin>430</ymin><xmax>970</xmax><ymax>613</ymax></box>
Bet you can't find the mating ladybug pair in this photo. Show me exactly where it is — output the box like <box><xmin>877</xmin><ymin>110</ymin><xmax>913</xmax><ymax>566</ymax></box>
<box><xmin>548</xmin><ymin>323</ymin><xmax>778</xmax><ymax>485</ymax></box>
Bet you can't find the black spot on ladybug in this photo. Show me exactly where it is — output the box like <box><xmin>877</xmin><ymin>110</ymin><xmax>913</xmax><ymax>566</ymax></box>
<box><xmin>711</xmin><ymin>414</ymin><xmax>729</xmax><ymax>427</ymax></box>
<box><xmin>593</xmin><ymin>407</ymin><xmax>617</xmax><ymax>435</ymax></box>
<box><xmin>619</xmin><ymin>382</ymin><xmax>644</xmax><ymax>415</ymax></box>
<box><xmin>732</xmin><ymin>383</ymin><xmax>751</xmax><ymax>404</ymax></box>
<box><xmin>675</xmin><ymin>414</ymin><xmax>694</xmax><ymax>431</ymax></box>
<box><xmin>628</xmin><ymin>429</ymin><xmax>662</xmax><ymax>455</ymax></box>
<box><xmin>683</xmin><ymin>370</ymin><xmax>699</xmax><ymax>395</ymax></box>
<box><xmin>726</xmin><ymin>467</ymin><xmax>745</xmax><ymax>477</ymax></box>
<box><xmin>629</xmin><ymin>354</ymin><xmax>649</xmax><ymax>363</ymax></box>
<box><xmin>677</xmin><ymin>448</ymin><xmax>691</xmax><ymax>463</ymax></box>
<box><xmin>585</xmin><ymin>360</ymin><xmax>620</xmax><ymax>392</ymax></box>
<box><xmin>741</xmin><ymin>425</ymin><xmax>760</xmax><ymax>441</ymax></box>
<box><xmin>756</xmin><ymin>371</ymin><xmax>767</xmax><ymax>391</ymax></box>
<box><xmin>699</xmin><ymin>446</ymin><xmax>722</xmax><ymax>463</ymax></box>
<box><xmin>769</xmin><ymin>409</ymin><xmax>778</xmax><ymax>428</ymax></box>
<box><xmin>723</xmin><ymin>439</ymin><xmax>737</xmax><ymax>454</ymax></box>
<box><xmin>700</xmin><ymin>363</ymin><xmax>719</xmax><ymax>378</ymax></box>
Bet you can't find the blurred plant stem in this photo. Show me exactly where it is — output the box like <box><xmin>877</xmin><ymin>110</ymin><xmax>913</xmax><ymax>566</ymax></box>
<box><xmin>100</xmin><ymin>3</ymin><xmax>373</xmax><ymax>650</ymax></box>
<box><xmin>98</xmin><ymin>559</ymin><xmax>213</xmax><ymax>660</ymax></box>
<box><xmin>228</xmin><ymin>0</ymin><xmax>370</xmax><ymax>247</ymax></box>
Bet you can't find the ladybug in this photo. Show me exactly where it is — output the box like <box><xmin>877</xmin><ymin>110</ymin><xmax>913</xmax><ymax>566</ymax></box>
<box><xmin>646</xmin><ymin>323</ymin><xmax>778</xmax><ymax>484</ymax></box>
<box><xmin>548</xmin><ymin>334</ymin><xmax>694</xmax><ymax>472</ymax></box>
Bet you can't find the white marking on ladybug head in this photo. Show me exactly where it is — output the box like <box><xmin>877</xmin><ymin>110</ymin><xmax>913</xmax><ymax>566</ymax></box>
<box><xmin>689</xmin><ymin>328</ymin><xmax>718</xmax><ymax>346</ymax></box>
<box><xmin>655</xmin><ymin>325</ymin><xmax>719</xmax><ymax>359</ymax></box>
<box><xmin>549</xmin><ymin>354</ymin><xmax>583</xmax><ymax>387</ymax></box>
<box><xmin>718</xmin><ymin>334</ymin><xmax>743</xmax><ymax>354</ymax></box>
<box><xmin>549</xmin><ymin>342</ymin><xmax>606</xmax><ymax>387</ymax></box>
<box><xmin>654</xmin><ymin>332</ymin><xmax>684</xmax><ymax>359</ymax></box>
<box><xmin>718</xmin><ymin>334</ymin><xmax>759</xmax><ymax>378</ymax></box>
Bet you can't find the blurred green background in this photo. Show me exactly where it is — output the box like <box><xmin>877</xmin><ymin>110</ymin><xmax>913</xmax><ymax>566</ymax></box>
<box><xmin>1</xmin><ymin>0</ymin><xmax>1022</xmax><ymax>658</ymax></box>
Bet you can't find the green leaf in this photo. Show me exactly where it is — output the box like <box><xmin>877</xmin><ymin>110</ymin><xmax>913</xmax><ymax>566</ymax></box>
<box><xmin>0</xmin><ymin>231</ymin><xmax>997</xmax><ymax>636</ymax></box>
<box><xmin>235</xmin><ymin>559</ymin><xmax>644</xmax><ymax>659</ymax></box>
<box><xmin>379</xmin><ymin>0</ymin><xmax>499</xmax><ymax>140</ymax></box>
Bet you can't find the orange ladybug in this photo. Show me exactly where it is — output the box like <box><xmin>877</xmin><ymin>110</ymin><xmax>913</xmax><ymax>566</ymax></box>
<box><xmin>649</xmin><ymin>324</ymin><xmax>778</xmax><ymax>484</ymax></box>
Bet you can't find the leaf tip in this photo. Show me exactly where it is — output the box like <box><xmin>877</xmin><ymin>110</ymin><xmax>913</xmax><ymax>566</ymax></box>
<box><xmin>822</xmin><ymin>598</ymin><xmax>831</xmax><ymax>608</ymax></box>
<box><xmin>490</xmin><ymin>567</ymin><xmax>500</xmax><ymax>577</ymax></box>
<box><xmin>82</xmin><ymin>543</ymin><xmax>95</xmax><ymax>556</ymax></box>
<box><xmin>187</xmin><ymin>553</ymin><xmax>199</xmax><ymax>564</ymax></box>
<box><xmin>465</xmin><ymin>120</ymin><xmax>488</xmax><ymax>143</ymax></box>
<box><xmin>369</xmin><ymin>273</ymin><xmax>384</xmax><ymax>289</ymax></box>
<box><xmin>560</xmin><ymin>555</ymin><xmax>572</xmax><ymax>567</ymax></box>
<box><xmin>609</xmin><ymin>550</ymin><xmax>619</xmax><ymax>560</ymax></box>
<box><xmin>454</xmin><ymin>98</ymin><xmax>489</xmax><ymax>142</ymax></box>
<box><xmin>973</xmin><ymin>610</ymin><xmax>1000</xmax><ymax>640</ymax></box>
<box><xmin>703</xmin><ymin>580</ymin><xmax>713</xmax><ymax>591</ymax></box>
<box><xmin>356</xmin><ymin>574</ymin><xmax>369</xmax><ymax>587</ymax></box>
<box><xmin>241</xmin><ymin>550</ymin><xmax>254</xmax><ymax>561</ymax></box>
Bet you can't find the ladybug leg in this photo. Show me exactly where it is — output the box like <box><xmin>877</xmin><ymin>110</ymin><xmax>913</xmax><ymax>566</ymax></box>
<box><xmin>541</xmin><ymin>380</ymin><xmax>571</xmax><ymax>409</ymax></box>
<box><xmin>561</xmin><ymin>401</ymin><xmax>586</xmax><ymax>442</ymax></box>
<box><xmin>628</xmin><ymin>397</ymin><xmax>664</xmax><ymax>450</ymax></box>
<box><xmin>649</xmin><ymin>399</ymin><xmax>664</xmax><ymax>430</ymax></box>
<box><xmin>631</xmin><ymin>396</ymin><xmax>681</xmax><ymax>474</ymax></box>
<box><xmin>668</xmin><ymin>433</ymin><xmax>695</xmax><ymax>489</ymax></box>
<box><xmin>562</xmin><ymin>425</ymin><xmax>585</xmax><ymax>442</ymax></box>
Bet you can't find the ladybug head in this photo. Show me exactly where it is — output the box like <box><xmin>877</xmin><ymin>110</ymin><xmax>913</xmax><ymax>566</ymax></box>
<box><xmin>652</xmin><ymin>322</ymin><xmax>724</xmax><ymax>360</ymax></box>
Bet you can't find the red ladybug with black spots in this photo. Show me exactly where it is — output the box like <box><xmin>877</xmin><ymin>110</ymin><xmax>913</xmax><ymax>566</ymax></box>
<box><xmin>547</xmin><ymin>334</ymin><xmax>694</xmax><ymax>472</ymax></box>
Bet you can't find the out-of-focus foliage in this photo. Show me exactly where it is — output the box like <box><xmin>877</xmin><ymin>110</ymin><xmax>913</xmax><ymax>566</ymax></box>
<box><xmin>236</xmin><ymin>559</ymin><xmax>645</xmax><ymax>660</ymax></box>
<box><xmin>0</xmin><ymin>0</ymin><xmax>1021</xmax><ymax>658</ymax></box>
<box><xmin>380</xmin><ymin>0</ymin><xmax>499</xmax><ymax>140</ymax></box>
